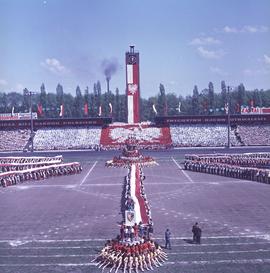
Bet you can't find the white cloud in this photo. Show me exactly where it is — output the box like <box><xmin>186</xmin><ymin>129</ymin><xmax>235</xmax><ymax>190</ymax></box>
<box><xmin>190</xmin><ymin>36</ymin><xmax>221</xmax><ymax>45</ymax></box>
<box><xmin>210</xmin><ymin>67</ymin><xmax>228</xmax><ymax>76</ymax></box>
<box><xmin>223</xmin><ymin>26</ymin><xmax>238</xmax><ymax>33</ymax></box>
<box><xmin>197</xmin><ymin>46</ymin><xmax>225</xmax><ymax>59</ymax></box>
<box><xmin>243</xmin><ymin>68</ymin><xmax>270</xmax><ymax>76</ymax></box>
<box><xmin>223</xmin><ymin>25</ymin><xmax>268</xmax><ymax>33</ymax></box>
<box><xmin>243</xmin><ymin>25</ymin><xmax>268</xmax><ymax>33</ymax></box>
<box><xmin>0</xmin><ymin>79</ymin><xmax>8</xmax><ymax>86</ymax></box>
<box><xmin>264</xmin><ymin>54</ymin><xmax>270</xmax><ymax>65</ymax></box>
<box><xmin>41</xmin><ymin>58</ymin><xmax>69</xmax><ymax>75</ymax></box>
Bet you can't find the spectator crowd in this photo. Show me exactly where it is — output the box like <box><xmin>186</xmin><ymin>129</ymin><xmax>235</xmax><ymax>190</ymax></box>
<box><xmin>0</xmin><ymin>129</ymin><xmax>30</xmax><ymax>151</ymax></box>
<box><xmin>33</xmin><ymin>127</ymin><xmax>102</xmax><ymax>150</ymax></box>
<box><xmin>1</xmin><ymin>123</ymin><xmax>270</xmax><ymax>152</ymax></box>
<box><xmin>170</xmin><ymin>124</ymin><xmax>239</xmax><ymax>147</ymax></box>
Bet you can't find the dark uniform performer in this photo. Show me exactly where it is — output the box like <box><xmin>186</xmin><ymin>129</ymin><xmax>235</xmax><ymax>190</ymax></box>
<box><xmin>192</xmin><ymin>222</ymin><xmax>202</xmax><ymax>244</ymax></box>
<box><xmin>192</xmin><ymin>222</ymin><xmax>198</xmax><ymax>242</ymax></box>
<box><xmin>165</xmin><ymin>228</ymin><xmax>171</xmax><ymax>249</ymax></box>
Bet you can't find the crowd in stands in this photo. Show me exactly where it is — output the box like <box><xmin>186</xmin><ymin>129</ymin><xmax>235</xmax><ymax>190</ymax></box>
<box><xmin>33</xmin><ymin>127</ymin><xmax>102</xmax><ymax>150</ymax></box>
<box><xmin>0</xmin><ymin>156</ymin><xmax>82</xmax><ymax>188</ymax></box>
<box><xmin>237</xmin><ymin>125</ymin><xmax>270</xmax><ymax>146</ymax></box>
<box><xmin>170</xmin><ymin>124</ymin><xmax>239</xmax><ymax>147</ymax></box>
<box><xmin>0</xmin><ymin>129</ymin><xmax>30</xmax><ymax>151</ymax></box>
<box><xmin>2</xmin><ymin>123</ymin><xmax>270</xmax><ymax>152</ymax></box>
<box><xmin>184</xmin><ymin>152</ymin><xmax>270</xmax><ymax>184</ymax></box>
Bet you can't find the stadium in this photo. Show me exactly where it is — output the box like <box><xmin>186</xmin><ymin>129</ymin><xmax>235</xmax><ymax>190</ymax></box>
<box><xmin>1</xmin><ymin>77</ymin><xmax>270</xmax><ymax>272</ymax></box>
<box><xmin>1</xmin><ymin>1</ymin><xmax>270</xmax><ymax>271</ymax></box>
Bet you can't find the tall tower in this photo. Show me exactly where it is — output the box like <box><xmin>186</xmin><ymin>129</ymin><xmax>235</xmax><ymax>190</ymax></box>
<box><xmin>126</xmin><ymin>46</ymin><xmax>140</xmax><ymax>123</ymax></box>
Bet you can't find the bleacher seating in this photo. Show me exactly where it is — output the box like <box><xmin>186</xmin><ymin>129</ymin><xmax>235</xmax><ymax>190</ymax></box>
<box><xmin>0</xmin><ymin>129</ymin><xmax>30</xmax><ymax>151</ymax></box>
<box><xmin>33</xmin><ymin>127</ymin><xmax>102</xmax><ymax>150</ymax></box>
<box><xmin>237</xmin><ymin>125</ymin><xmax>270</xmax><ymax>146</ymax></box>
<box><xmin>170</xmin><ymin>124</ymin><xmax>239</xmax><ymax>147</ymax></box>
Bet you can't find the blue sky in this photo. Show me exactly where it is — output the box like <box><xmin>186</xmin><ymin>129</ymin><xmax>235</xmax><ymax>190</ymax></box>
<box><xmin>0</xmin><ymin>0</ymin><xmax>270</xmax><ymax>98</ymax></box>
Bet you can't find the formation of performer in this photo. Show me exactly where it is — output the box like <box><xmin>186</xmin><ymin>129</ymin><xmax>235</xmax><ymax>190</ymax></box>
<box><xmin>184</xmin><ymin>152</ymin><xmax>270</xmax><ymax>184</ymax></box>
<box><xmin>93</xmin><ymin>137</ymin><xmax>166</xmax><ymax>272</ymax></box>
<box><xmin>92</xmin><ymin>239</ymin><xmax>167</xmax><ymax>273</ymax></box>
<box><xmin>106</xmin><ymin>137</ymin><xmax>158</xmax><ymax>168</ymax></box>
<box><xmin>0</xmin><ymin>155</ymin><xmax>82</xmax><ymax>187</ymax></box>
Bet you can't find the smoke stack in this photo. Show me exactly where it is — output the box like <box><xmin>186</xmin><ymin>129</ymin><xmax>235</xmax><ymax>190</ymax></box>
<box><xmin>106</xmin><ymin>77</ymin><xmax>110</xmax><ymax>93</ymax></box>
<box><xmin>130</xmin><ymin>45</ymin><xmax>135</xmax><ymax>53</ymax></box>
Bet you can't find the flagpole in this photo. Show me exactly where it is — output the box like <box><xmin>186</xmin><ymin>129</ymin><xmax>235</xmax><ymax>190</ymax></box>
<box><xmin>227</xmin><ymin>86</ymin><xmax>231</xmax><ymax>149</ymax></box>
<box><xmin>24</xmin><ymin>90</ymin><xmax>35</xmax><ymax>152</ymax></box>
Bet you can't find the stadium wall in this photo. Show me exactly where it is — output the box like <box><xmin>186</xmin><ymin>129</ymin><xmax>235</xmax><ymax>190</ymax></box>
<box><xmin>0</xmin><ymin>117</ymin><xmax>112</xmax><ymax>129</ymax></box>
<box><xmin>155</xmin><ymin>114</ymin><xmax>270</xmax><ymax>125</ymax></box>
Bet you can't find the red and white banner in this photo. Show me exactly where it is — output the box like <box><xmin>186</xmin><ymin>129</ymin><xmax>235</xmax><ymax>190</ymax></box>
<box><xmin>37</xmin><ymin>103</ymin><xmax>43</xmax><ymax>116</ymax></box>
<box><xmin>126</xmin><ymin>55</ymin><xmax>140</xmax><ymax>124</ymax></box>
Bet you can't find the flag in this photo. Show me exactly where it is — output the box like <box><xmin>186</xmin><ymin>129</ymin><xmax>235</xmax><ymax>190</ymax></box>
<box><xmin>11</xmin><ymin>106</ymin><xmax>14</xmax><ymax>117</ymax></box>
<box><xmin>84</xmin><ymin>103</ymin><xmax>88</xmax><ymax>116</ymax></box>
<box><xmin>176</xmin><ymin>102</ymin><xmax>181</xmax><ymax>113</ymax></box>
<box><xmin>37</xmin><ymin>103</ymin><xmax>43</xmax><ymax>116</ymax></box>
<box><xmin>152</xmin><ymin>104</ymin><xmax>157</xmax><ymax>115</ymax></box>
<box><xmin>59</xmin><ymin>104</ymin><xmax>64</xmax><ymax>117</ymax></box>
<box><xmin>224</xmin><ymin>103</ymin><xmax>229</xmax><ymax>114</ymax></box>
<box><xmin>109</xmin><ymin>103</ymin><xmax>112</xmax><ymax>114</ymax></box>
<box><xmin>98</xmin><ymin>105</ymin><xmax>102</xmax><ymax>116</ymax></box>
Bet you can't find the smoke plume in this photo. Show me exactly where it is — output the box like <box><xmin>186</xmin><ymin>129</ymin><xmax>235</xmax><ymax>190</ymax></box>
<box><xmin>101</xmin><ymin>58</ymin><xmax>119</xmax><ymax>81</ymax></box>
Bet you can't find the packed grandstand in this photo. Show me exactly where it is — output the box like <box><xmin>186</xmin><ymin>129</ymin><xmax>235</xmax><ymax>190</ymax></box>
<box><xmin>1</xmin><ymin>122</ymin><xmax>270</xmax><ymax>151</ymax></box>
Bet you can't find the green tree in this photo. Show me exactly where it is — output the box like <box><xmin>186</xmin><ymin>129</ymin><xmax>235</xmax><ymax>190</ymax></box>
<box><xmin>237</xmin><ymin>83</ymin><xmax>247</xmax><ymax>106</ymax></box>
<box><xmin>56</xmin><ymin>83</ymin><xmax>64</xmax><ymax>107</ymax></box>
<box><xmin>40</xmin><ymin>83</ymin><xmax>47</xmax><ymax>117</ymax></box>
<box><xmin>115</xmin><ymin>88</ymin><xmax>120</xmax><ymax>121</ymax></box>
<box><xmin>208</xmin><ymin>82</ymin><xmax>214</xmax><ymax>113</ymax></box>
<box><xmin>192</xmin><ymin>85</ymin><xmax>199</xmax><ymax>115</ymax></box>
<box><xmin>221</xmin><ymin>80</ymin><xmax>227</xmax><ymax>107</ymax></box>
<box><xmin>73</xmin><ymin>85</ymin><xmax>83</xmax><ymax>117</ymax></box>
<box><xmin>22</xmin><ymin>88</ymin><xmax>30</xmax><ymax>112</ymax></box>
<box><xmin>157</xmin><ymin>83</ymin><xmax>167</xmax><ymax>115</ymax></box>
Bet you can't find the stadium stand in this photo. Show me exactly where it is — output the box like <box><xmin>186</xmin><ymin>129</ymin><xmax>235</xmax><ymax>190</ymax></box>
<box><xmin>0</xmin><ymin>129</ymin><xmax>30</xmax><ymax>151</ymax></box>
<box><xmin>33</xmin><ymin>127</ymin><xmax>102</xmax><ymax>150</ymax></box>
<box><xmin>237</xmin><ymin>125</ymin><xmax>270</xmax><ymax>146</ymax></box>
<box><xmin>170</xmin><ymin>124</ymin><xmax>239</xmax><ymax>147</ymax></box>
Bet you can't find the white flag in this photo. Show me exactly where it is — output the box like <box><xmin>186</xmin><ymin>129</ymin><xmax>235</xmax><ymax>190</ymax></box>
<box><xmin>98</xmin><ymin>105</ymin><xmax>102</xmax><ymax>116</ymax></box>
<box><xmin>59</xmin><ymin>104</ymin><xmax>64</xmax><ymax>117</ymax></box>
<box><xmin>109</xmin><ymin>103</ymin><xmax>112</xmax><ymax>114</ymax></box>
<box><xmin>152</xmin><ymin>104</ymin><xmax>157</xmax><ymax>114</ymax></box>
<box><xmin>11</xmin><ymin>106</ymin><xmax>15</xmax><ymax>117</ymax></box>
<box><xmin>176</xmin><ymin>102</ymin><xmax>181</xmax><ymax>112</ymax></box>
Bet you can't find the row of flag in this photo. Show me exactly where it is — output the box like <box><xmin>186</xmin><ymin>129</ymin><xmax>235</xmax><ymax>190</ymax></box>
<box><xmin>52</xmin><ymin>103</ymin><xmax>112</xmax><ymax>117</ymax></box>
<box><xmin>14</xmin><ymin>103</ymin><xmax>113</xmax><ymax>117</ymax></box>
<box><xmin>152</xmin><ymin>102</ymin><xmax>182</xmax><ymax>115</ymax></box>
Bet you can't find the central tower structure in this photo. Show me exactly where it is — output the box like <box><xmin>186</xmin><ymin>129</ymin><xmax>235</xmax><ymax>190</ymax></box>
<box><xmin>126</xmin><ymin>46</ymin><xmax>140</xmax><ymax>123</ymax></box>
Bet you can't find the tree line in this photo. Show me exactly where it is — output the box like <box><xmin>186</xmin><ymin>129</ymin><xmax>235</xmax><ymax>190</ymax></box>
<box><xmin>0</xmin><ymin>81</ymin><xmax>270</xmax><ymax>121</ymax></box>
